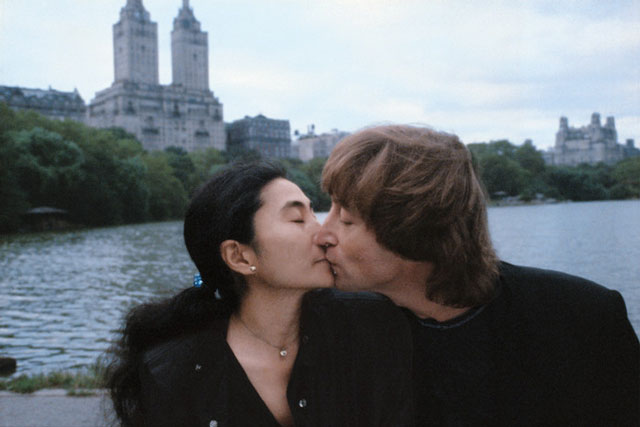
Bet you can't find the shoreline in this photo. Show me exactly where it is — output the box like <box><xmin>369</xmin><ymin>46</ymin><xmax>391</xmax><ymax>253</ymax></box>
<box><xmin>0</xmin><ymin>366</ymin><xmax>104</xmax><ymax>394</ymax></box>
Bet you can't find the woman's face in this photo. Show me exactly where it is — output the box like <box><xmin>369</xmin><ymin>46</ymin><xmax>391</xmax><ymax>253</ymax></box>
<box><xmin>250</xmin><ymin>178</ymin><xmax>334</xmax><ymax>290</ymax></box>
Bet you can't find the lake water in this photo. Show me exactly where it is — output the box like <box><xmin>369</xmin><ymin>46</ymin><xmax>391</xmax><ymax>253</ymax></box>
<box><xmin>1</xmin><ymin>200</ymin><xmax>638</xmax><ymax>376</ymax></box>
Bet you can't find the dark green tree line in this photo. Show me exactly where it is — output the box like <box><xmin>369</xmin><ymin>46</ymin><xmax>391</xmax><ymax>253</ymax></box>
<box><xmin>0</xmin><ymin>104</ymin><xmax>332</xmax><ymax>233</ymax></box>
<box><xmin>468</xmin><ymin>138</ymin><xmax>638</xmax><ymax>203</ymax></box>
<box><xmin>1</xmin><ymin>103</ymin><xmax>637</xmax><ymax>234</ymax></box>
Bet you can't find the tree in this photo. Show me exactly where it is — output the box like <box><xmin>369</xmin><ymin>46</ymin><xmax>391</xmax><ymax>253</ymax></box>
<box><xmin>544</xmin><ymin>166</ymin><xmax>608</xmax><ymax>201</ymax></box>
<box><xmin>143</xmin><ymin>153</ymin><xmax>188</xmax><ymax>220</ymax></box>
<box><xmin>112</xmin><ymin>156</ymin><xmax>150</xmax><ymax>223</ymax></box>
<box><xmin>164</xmin><ymin>146</ymin><xmax>196</xmax><ymax>194</ymax></box>
<box><xmin>224</xmin><ymin>146</ymin><xmax>262</xmax><ymax>163</ymax></box>
<box><xmin>285</xmin><ymin>167</ymin><xmax>321</xmax><ymax>208</ymax></box>
<box><xmin>0</xmin><ymin>103</ymin><xmax>18</xmax><ymax>134</ymax></box>
<box><xmin>301</xmin><ymin>157</ymin><xmax>331</xmax><ymax>211</ymax></box>
<box><xmin>188</xmin><ymin>147</ymin><xmax>227</xmax><ymax>193</ymax></box>
<box><xmin>0</xmin><ymin>133</ymin><xmax>29</xmax><ymax>232</ymax></box>
<box><xmin>487</xmin><ymin>140</ymin><xmax>517</xmax><ymax>158</ymax></box>
<box><xmin>515</xmin><ymin>140</ymin><xmax>545</xmax><ymax>175</ymax></box>
<box><xmin>479</xmin><ymin>155</ymin><xmax>526</xmax><ymax>197</ymax></box>
<box><xmin>611</xmin><ymin>157</ymin><xmax>640</xmax><ymax>199</ymax></box>
<box><xmin>8</xmin><ymin>127</ymin><xmax>85</xmax><ymax>209</ymax></box>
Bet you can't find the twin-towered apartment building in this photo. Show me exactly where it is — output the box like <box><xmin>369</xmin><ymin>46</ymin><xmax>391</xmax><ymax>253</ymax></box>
<box><xmin>1</xmin><ymin>0</ymin><xmax>313</xmax><ymax>160</ymax></box>
<box><xmin>2</xmin><ymin>1</ymin><xmax>637</xmax><ymax>165</ymax></box>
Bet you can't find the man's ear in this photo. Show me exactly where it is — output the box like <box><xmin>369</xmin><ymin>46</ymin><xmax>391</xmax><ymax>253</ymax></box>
<box><xmin>220</xmin><ymin>240</ymin><xmax>256</xmax><ymax>275</ymax></box>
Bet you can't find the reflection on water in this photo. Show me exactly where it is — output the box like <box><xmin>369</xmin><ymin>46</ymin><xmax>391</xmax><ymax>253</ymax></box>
<box><xmin>1</xmin><ymin>200</ymin><xmax>638</xmax><ymax>376</ymax></box>
<box><xmin>0</xmin><ymin>222</ymin><xmax>194</xmax><ymax>376</ymax></box>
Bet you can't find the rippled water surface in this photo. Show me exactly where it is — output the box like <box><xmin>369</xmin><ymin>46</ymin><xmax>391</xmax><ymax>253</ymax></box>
<box><xmin>1</xmin><ymin>200</ymin><xmax>638</xmax><ymax>375</ymax></box>
<box><xmin>0</xmin><ymin>221</ymin><xmax>194</xmax><ymax>375</ymax></box>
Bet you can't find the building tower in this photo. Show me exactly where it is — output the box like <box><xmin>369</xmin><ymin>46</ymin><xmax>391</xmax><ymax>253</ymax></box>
<box><xmin>90</xmin><ymin>0</ymin><xmax>226</xmax><ymax>152</ymax></box>
<box><xmin>171</xmin><ymin>0</ymin><xmax>209</xmax><ymax>90</ymax></box>
<box><xmin>113</xmin><ymin>0</ymin><xmax>159</xmax><ymax>85</ymax></box>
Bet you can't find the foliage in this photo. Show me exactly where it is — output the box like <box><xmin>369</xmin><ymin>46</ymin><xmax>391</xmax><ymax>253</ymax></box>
<box><xmin>0</xmin><ymin>105</ymin><xmax>170</xmax><ymax>231</ymax></box>
<box><xmin>611</xmin><ymin>157</ymin><xmax>640</xmax><ymax>198</ymax></box>
<box><xmin>301</xmin><ymin>157</ymin><xmax>332</xmax><ymax>211</ymax></box>
<box><xmin>478</xmin><ymin>154</ymin><xmax>526</xmax><ymax>196</ymax></box>
<box><xmin>515</xmin><ymin>140</ymin><xmax>546</xmax><ymax>175</ymax></box>
<box><xmin>543</xmin><ymin>166</ymin><xmax>609</xmax><ymax>201</ymax></box>
<box><xmin>0</xmin><ymin>132</ymin><xmax>29</xmax><ymax>232</ymax></box>
<box><xmin>142</xmin><ymin>152</ymin><xmax>188</xmax><ymax>220</ymax></box>
<box><xmin>469</xmin><ymin>138</ymin><xmax>637</xmax><ymax>203</ymax></box>
<box><xmin>1</xmin><ymin>104</ymin><xmax>638</xmax><ymax>234</ymax></box>
<box><xmin>9</xmin><ymin>127</ymin><xmax>85</xmax><ymax>209</ymax></box>
<box><xmin>188</xmin><ymin>147</ymin><xmax>227</xmax><ymax>194</ymax></box>
<box><xmin>164</xmin><ymin>146</ymin><xmax>196</xmax><ymax>193</ymax></box>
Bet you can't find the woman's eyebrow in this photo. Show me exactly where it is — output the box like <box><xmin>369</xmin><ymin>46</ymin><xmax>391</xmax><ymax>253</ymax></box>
<box><xmin>280</xmin><ymin>200</ymin><xmax>309</xmax><ymax>212</ymax></box>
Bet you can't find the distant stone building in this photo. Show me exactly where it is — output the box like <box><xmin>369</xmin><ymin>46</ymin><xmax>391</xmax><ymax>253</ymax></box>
<box><xmin>0</xmin><ymin>85</ymin><xmax>86</xmax><ymax>122</ymax></box>
<box><xmin>295</xmin><ymin>127</ymin><xmax>349</xmax><ymax>162</ymax></box>
<box><xmin>88</xmin><ymin>0</ymin><xmax>225</xmax><ymax>151</ymax></box>
<box><xmin>227</xmin><ymin>114</ymin><xmax>291</xmax><ymax>158</ymax></box>
<box><xmin>544</xmin><ymin>113</ymin><xmax>638</xmax><ymax>166</ymax></box>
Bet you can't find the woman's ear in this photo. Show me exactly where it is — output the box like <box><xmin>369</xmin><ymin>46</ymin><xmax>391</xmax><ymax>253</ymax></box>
<box><xmin>220</xmin><ymin>240</ymin><xmax>256</xmax><ymax>275</ymax></box>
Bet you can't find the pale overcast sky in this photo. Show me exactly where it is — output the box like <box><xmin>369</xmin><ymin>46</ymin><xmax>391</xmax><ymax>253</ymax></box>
<box><xmin>1</xmin><ymin>0</ymin><xmax>638</xmax><ymax>149</ymax></box>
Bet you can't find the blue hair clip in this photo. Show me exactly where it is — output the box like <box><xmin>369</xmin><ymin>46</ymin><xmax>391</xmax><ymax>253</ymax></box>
<box><xmin>194</xmin><ymin>273</ymin><xmax>222</xmax><ymax>300</ymax></box>
<box><xmin>193</xmin><ymin>273</ymin><xmax>203</xmax><ymax>288</ymax></box>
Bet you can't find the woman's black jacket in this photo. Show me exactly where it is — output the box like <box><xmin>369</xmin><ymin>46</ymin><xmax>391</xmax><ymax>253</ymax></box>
<box><xmin>138</xmin><ymin>289</ymin><xmax>414</xmax><ymax>426</ymax></box>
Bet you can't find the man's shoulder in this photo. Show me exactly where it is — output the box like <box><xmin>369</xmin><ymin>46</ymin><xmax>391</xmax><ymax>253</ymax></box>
<box><xmin>497</xmin><ymin>261</ymin><xmax>626</xmax><ymax>321</ymax></box>
<box><xmin>499</xmin><ymin>261</ymin><xmax>615</xmax><ymax>298</ymax></box>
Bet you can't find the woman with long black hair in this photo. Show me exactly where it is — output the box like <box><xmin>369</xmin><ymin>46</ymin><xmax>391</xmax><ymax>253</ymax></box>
<box><xmin>106</xmin><ymin>162</ymin><xmax>413</xmax><ymax>426</ymax></box>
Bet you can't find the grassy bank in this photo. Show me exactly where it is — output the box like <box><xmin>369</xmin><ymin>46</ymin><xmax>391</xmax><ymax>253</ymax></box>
<box><xmin>0</xmin><ymin>364</ymin><xmax>105</xmax><ymax>395</ymax></box>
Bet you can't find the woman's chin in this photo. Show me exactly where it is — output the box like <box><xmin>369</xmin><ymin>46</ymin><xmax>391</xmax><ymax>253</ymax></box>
<box><xmin>311</xmin><ymin>273</ymin><xmax>336</xmax><ymax>289</ymax></box>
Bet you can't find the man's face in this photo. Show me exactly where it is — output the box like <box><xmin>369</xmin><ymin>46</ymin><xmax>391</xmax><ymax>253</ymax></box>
<box><xmin>315</xmin><ymin>201</ymin><xmax>409</xmax><ymax>292</ymax></box>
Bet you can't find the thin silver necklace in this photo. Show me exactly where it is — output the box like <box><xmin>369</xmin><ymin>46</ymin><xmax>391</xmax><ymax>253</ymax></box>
<box><xmin>234</xmin><ymin>314</ymin><xmax>297</xmax><ymax>358</ymax></box>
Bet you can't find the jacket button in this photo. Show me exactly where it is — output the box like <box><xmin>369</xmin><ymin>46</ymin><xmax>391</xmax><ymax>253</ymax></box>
<box><xmin>302</xmin><ymin>335</ymin><xmax>309</xmax><ymax>344</ymax></box>
<box><xmin>298</xmin><ymin>398</ymin><xmax>307</xmax><ymax>408</ymax></box>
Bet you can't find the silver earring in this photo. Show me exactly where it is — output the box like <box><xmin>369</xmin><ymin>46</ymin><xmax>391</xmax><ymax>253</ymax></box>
<box><xmin>249</xmin><ymin>266</ymin><xmax>256</xmax><ymax>272</ymax></box>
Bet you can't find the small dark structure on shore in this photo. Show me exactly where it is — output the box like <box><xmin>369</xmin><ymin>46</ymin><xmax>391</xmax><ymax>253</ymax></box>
<box><xmin>22</xmin><ymin>207</ymin><xmax>73</xmax><ymax>232</ymax></box>
<box><xmin>0</xmin><ymin>357</ymin><xmax>17</xmax><ymax>376</ymax></box>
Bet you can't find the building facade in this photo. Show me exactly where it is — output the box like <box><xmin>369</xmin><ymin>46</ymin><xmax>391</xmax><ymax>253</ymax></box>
<box><xmin>544</xmin><ymin>112</ymin><xmax>638</xmax><ymax>166</ymax></box>
<box><xmin>88</xmin><ymin>0</ymin><xmax>225</xmax><ymax>151</ymax></box>
<box><xmin>0</xmin><ymin>86</ymin><xmax>86</xmax><ymax>122</ymax></box>
<box><xmin>227</xmin><ymin>114</ymin><xmax>291</xmax><ymax>158</ymax></box>
<box><xmin>295</xmin><ymin>128</ymin><xmax>349</xmax><ymax>162</ymax></box>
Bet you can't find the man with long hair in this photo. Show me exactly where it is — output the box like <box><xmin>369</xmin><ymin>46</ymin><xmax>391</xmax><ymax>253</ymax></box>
<box><xmin>316</xmin><ymin>124</ymin><xmax>639</xmax><ymax>425</ymax></box>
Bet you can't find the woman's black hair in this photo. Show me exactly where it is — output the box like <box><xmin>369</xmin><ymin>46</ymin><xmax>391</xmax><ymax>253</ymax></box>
<box><xmin>105</xmin><ymin>161</ymin><xmax>286</xmax><ymax>426</ymax></box>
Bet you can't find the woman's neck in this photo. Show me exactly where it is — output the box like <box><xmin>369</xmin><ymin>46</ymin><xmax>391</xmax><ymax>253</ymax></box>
<box><xmin>234</xmin><ymin>287</ymin><xmax>304</xmax><ymax>348</ymax></box>
<box><xmin>226</xmin><ymin>287</ymin><xmax>306</xmax><ymax>427</ymax></box>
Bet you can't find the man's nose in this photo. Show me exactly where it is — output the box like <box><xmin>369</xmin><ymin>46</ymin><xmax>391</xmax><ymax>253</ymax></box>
<box><xmin>314</xmin><ymin>226</ymin><xmax>338</xmax><ymax>248</ymax></box>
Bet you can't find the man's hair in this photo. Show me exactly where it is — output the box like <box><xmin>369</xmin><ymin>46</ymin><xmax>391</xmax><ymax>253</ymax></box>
<box><xmin>322</xmin><ymin>125</ymin><xmax>499</xmax><ymax>307</ymax></box>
